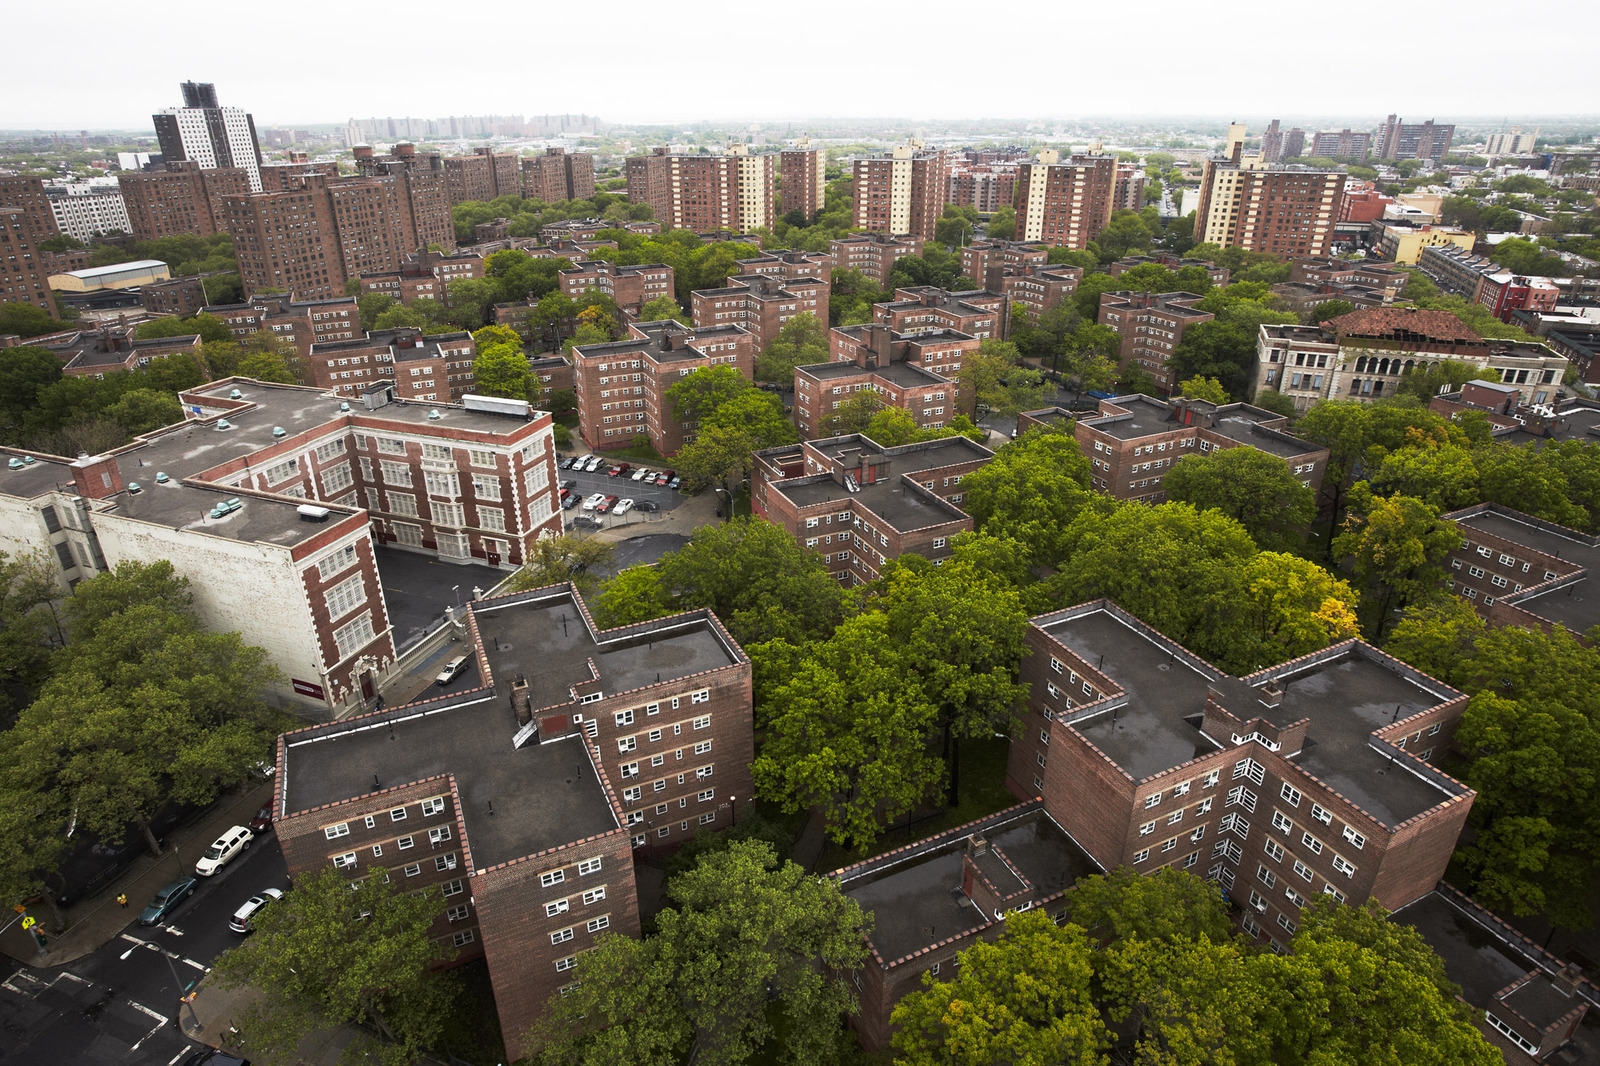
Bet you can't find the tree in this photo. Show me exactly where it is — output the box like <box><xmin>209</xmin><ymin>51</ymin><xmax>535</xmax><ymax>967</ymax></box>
<box><xmin>590</xmin><ymin>567</ymin><xmax>673</xmax><ymax>629</ymax></box>
<box><xmin>473</xmin><ymin>341</ymin><xmax>534</xmax><ymax>400</ymax></box>
<box><xmin>665</xmin><ymin>365</ymin><xmax>752</xmax><ymax>425</ymax></box>
<box><xmin>1296</xmin><ymin>401</ymin><xmax>1371</xmax><ymax>538</ymax></box>
<box><xmin>1306</xmin><ymin>299</ymin><xmax>1355</xmax><ymax>325</ymax></box>
<box><xmin>532</xmin><ymin>840</ymin><xmax>870</xmax><ymax>1066</ymax></box>
<box><xmin>1094</xmin><ymin>210</ymin><xmax>1157</xmax><ymax>261</ymax></box>
<box><xmin>1332</xmin><ymin>493</ymin><xmax>1460</xmax><ymax>639</ymax></box>
<box><xmin>674</xmin><ymin>423</ymin><xmax>760</xmax><ymax>497</ymax></box>
<box><xmin>0</xmin><ymin>302</ymin><xmax>69</xmax><ymax>339</ymax></box>
<box><xmin>445</xmin><ymin>276</ymin><xmax>498</xmax><ymax>329</ymax></box>
<box><xmin>708</xmin><ymin>390</ymin><xmax>795</xmax><ymax>450</ymax></box>
<box><xmin>505</xmin><ymin>535</ymin><xmax>615</xmax><ymax>599</ymax></box>
<box><xmin>934</xmin><ymin>205</ymin><xmax>976</xmax><ymax>248</ymax></box>
<box><xmin>0</xmin><ymin>549</ymin><xmax>64</xmax><ymax>706</ymax></box>
<box><xmin>1232</xmin><ymin>551</ymin><xmax>1360</xmax><ymax>669</ymax></box>
<box><xmin>960</xmin><ymin>428</ymin><xmax>1094</xmax><ymax>568</ymax></box>
<box><xmin>754</xmin><ymin>612</ymin><xmax>943</xmax><ymax>849</ymax></box>
<box><xmin>235</xmin><ymin>348</ymin><xmax>301</xmax><ymax>385</ymax></box>
<box><xmin>655</xmin><ymin>517</ymin><xmax>845</xmax><ymax>645</ymax></box>
<box><xmin>756</xmin><ymin>311</ymin><xmax>826</xmax><ymax>383</ymax></box>
<box><xmin>133</xmin><ymin>313</ymin><xmax>232</xmax><ymax>343</ymax></box>
<box><xmin>529</xmin><ymin>291</ymin><xmax>577</xmax><ymax>347</ymax></box>
<box><xmin>211</xmin><ymin>867</ymin><xmax>458</xmax><ymax>1066</ymax></box>
<box><xmin>986</xmin><ymin>206</ymin><xmax>1017</xmax><ymax>241</ymax></box>
<box><xmin>0</xmin><ymin>783</ymin><xmax>70</xmax><ymax>931</ymax></box>
<box><xmin>357</xmin><ymin>292</ymin><xmax>395</xmax><ymax>332</ymax></box>
<box><xmin>1251</xmin><ymin>388</ymin><xmax>1297</xmax><ymax>420</ymax></box>
<box><xmin>1163</xmin><ymin>445</ymin><xmax>1317</xmax><ymax>552</ymax></box>
<box><xmin>1067</xmin><ymin>866</ymin><xmax>1233</xmax><ymax>946</ymax></box>
<box><xmin>2</xmin><ymin>562</ymin><xmax>281</xmax><ymax>857</ymax></box>
<box><xmin>0</xmin><ymin>345</ymin><xmax>64</xmax><ymax>440</ymax></box>
<box><xmin>891</xmin><ymin>911</ymin><xmax>1109</xmax><ymax>1066</ymax></box>
<box><xmin>1177</xmin><ymin>376</ymin><xmax>1229</xmax><ymax>404</ymax></box>
<box><xmin>472</xmin><ymin>324</ymin><xmax>523</xmax><ymax>351</ymax></box>
<box><xmin>958</xmin><ymin>340</ymin><xmax>1045</xmax><ymax>420</ymax></box>
<box><xmin>1366</xmin><ymin>442</ymin><xmax>1481</xmax><ymax>513</ymax></box>
<box><xmin>638</xmin><ymin>294</ymin><xmax>689</xmax><ymax>325</ymax></box>
<box><xmin>818</xmin><ymin>392</ymin><xmax>883</xmax><ymax>437</ymax></box>
<box><xmin>104</xmin><ymin>388</ymin><xmax>183</xmax><ymax>435</ymax></box>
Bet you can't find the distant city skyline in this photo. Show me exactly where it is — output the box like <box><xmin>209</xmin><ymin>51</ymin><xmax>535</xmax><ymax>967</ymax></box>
<box><xmin>4</xmin><ymin>0</ymin><xmax>1592</xmax><ymax>132</ymax></box>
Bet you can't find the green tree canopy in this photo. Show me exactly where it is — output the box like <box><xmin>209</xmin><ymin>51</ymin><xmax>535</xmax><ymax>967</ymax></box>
<box><xmin>1332</xmin><ymin>491</ymin><xmax>1460</xmax><ymax>639</ymax></box>
<box><xmin>1163</xmin><ymin>445</ymin><xmax>1317</xmax><ymax>552</ymax></box>
<box><xmin>473</xmin><ymin>341</ymin><xmax>535</xmax><ymax>401</ymax></box>
<box><xmin>756</xmin><ymin>311</ymin><xmax>826</xmax><ymax>383</ymax></box>
<box><xmin>506</xmin><ymin>535</ymin><xmax>615</xmax><ymax>599</ymax></box>
<box><xmin>133</xmin><ymin>313</ymin><xmax>232</xmax><ymax>343</ymax></box>
<box><xmin>959</xmin><ymin>339</ymin><xmax>1046</xmax><ymax>420</ymax></box>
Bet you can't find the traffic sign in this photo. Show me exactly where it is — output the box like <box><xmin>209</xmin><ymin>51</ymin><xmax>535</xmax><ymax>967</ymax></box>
<box><xmin>20</xmin><ymin>917</ymin><xmax>35</xmax><ymax>930</ymax></box>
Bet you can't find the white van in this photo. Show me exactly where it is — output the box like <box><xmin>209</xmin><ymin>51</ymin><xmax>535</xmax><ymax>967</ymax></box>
<box><xmin>436</xmin><ymin>654</ymin><xmax>470</xmax><ymax>686</ymax></box>
<box><xmin>195</xmin><ymin>825</ymin><xmax>254</xmax><ymax>876</ymax></box>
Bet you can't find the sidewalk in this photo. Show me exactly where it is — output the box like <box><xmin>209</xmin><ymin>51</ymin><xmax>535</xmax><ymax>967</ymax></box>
<box><xmin>1</xmin><ymin>781</ymin><xmax>275</xmax><ymax>968</ymax></box>
<box><xmin>187</xmin><ymin>979</ymin><xmax>363</xmax><ymax>1066</ymax></box>
<box><xmin>589</xmin><ymin>487</ymin><xmax>720</xmax><ymax>543</ymax></box>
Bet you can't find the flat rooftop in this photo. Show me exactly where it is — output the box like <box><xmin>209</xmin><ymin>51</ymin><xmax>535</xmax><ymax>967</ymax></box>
<box><xmin>472</xmin><ymin>591</ymin><xmax>740</xmax><ymax>716</ymax></box>
<box><xmin>799</xmin><ymin>358</ymin><xmax>945</xmax><ymax>387</ymax></box>
<box><xmin>284</xmin><ymin>701</ymin><xmax>617</xmax><ymax>869</ymax></box>
<box><xmin>841</xmin><ymin>808</ymin><xmax>1099</xmax><ymax>963</ymax></box>
<box><xmin>1207</xmin><ymin>416</ymin><xmax>1313</xmax><ymax>459</ymax></box>
<box><xmin>1452</xmin><ymin>506</ymin><xmax>1600</xmax><ymax>630</ymax></box>
<box><xmin>1081</xmin><ymin>396</ymin><xmax>1181</xmax><ymax>440</ymax></box>
<box><xmin>1044</xmin><ymin>609</ymin><xmax>1223</xmax><ymax>781</ymax></box>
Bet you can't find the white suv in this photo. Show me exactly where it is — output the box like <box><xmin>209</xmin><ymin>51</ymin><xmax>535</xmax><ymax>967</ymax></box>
<box><xmin>195</xmin><ymin>825</ymin><xmax>254</xmax><ymax>877</ymax></box>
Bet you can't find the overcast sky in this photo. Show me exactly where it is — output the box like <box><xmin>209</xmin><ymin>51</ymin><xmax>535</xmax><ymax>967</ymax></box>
<box><xmin>6</xmin><ymin>0</ymin><xmax>1590</xmax><ymax>131</ymax></box>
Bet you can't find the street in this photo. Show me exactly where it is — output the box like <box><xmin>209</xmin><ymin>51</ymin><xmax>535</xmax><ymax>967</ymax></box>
<box><xmin>0</xmin><ymin>834</ymin><xmax>288</xmax><ymax>1065</ymax></box>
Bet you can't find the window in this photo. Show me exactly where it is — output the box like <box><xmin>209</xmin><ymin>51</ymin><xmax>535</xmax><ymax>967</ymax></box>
<box><xmin>1277</xmin><ymin>914</ymin><xmax>1297</xmax><ymax>934</ymax></box>
<box><xmin>324</xmin><ymin>823</ymin><xmax>350</xmax><ymax>840</ymax></box>
<box><xmin>1280</xmin><ymin>783</ymin><xmax>1302</xmax><ymax>807</ymax></box>
<box><xmin>623</xmin><ymin>786</ymin><xmax>641</xmax><ymax>802</ymax></box>
<box><xmin>428</xmin><ymin>826</ymin><xmax>451</xmax><ymax>844</ymax></box>
<box><xmin>333</xmin><ymin>852</ymin><xmax>357</xmax><ymax>870</ymax></box>
<box><xmin>1265</xmin><ymin>839</ymin><xmax>1285</xmax><ymax>862</ymax></box>
<box><xmin>698</xmin><ymin>788</ymin><xmax>715</xmax><ymax>802</ymax></box>
<box><xmin>1145</xmin><ymin>793</ymin><xmax>1162</xmax><ymax>809</ymax></box>
<box><xmin>1301</xmin><ymin>833</ymin><xmax>1324</xmax><ymax>855</ymax></box>
<box><xmin>1293</xmin><ymin>860</ymin><xmax>1314</xmax><ymax>883</ymax></box>
<box><xmin>1139</xmin><ymin>819</ymin><xmax>1157</xmax><ymax>836</ymax></box>
<box><xmin>1331</xmin><ymin>854</ymin><xmax>1356</xmax><ymax>878</ymax></box>
<box><xmin>421</xmin><ymin>797</ymin><xmax>445</xmax><ymax>817</ymax></box>
<box><xmin>1257</xmin><ymin>865</ymin><xmax>1277</xmax><ymax>888</ymax></box>
<box><xmin>453</xmin><ymin>930</ymin><xmax>476</xmax><ymax>947</ymax></box>
<box><xmin>1271</xmin><ymin>810</ymin><xmax>1293</xmax><ymax>833</ymax></box>
<box><xmin>541</xmin><ymin>869</ymin><xmax>566</xmax><ymax>888</ymax></box>
<box><xmin>587</xmin><ymin>915</ymin><xmax>610</xmax><ymax>933</ymax></box>
<box><xmin>390</xmin><ymin>808</ymin><xmax>407</xmax><ymax>822</ymax></box>
<box><xmin>545</xmin><ymin>899</ymin><xmax>570</xmax><ymax>917</ymax></box>
<box><xmin>696</xmin><ymin>765</ymin><xmax>713</xmax><ymax>779</ymax></box>
<box><xmin>372</xmin><ymin>844</ymin><xmax>383</xmax><ymax>857</ymax></box>
<box><xmin>1133</xmin><ymin>848</ymin><xmax>1149</xmax><ymax>863</ymax></box>
<box><xmin>617</xmin><ymin>736</ymin><xmax>637</xmax><ymax>753</ymax></box>
<box><xmin>1167</xmin><ymin>810</ymin><xmax>1183</xmax><ymax>825</ymax></box>
<box><xmin>551</xmin><ymin>928</ymin><xmax>574</xmax><ymax>945</ymax></box>
<box><xmin>1233</xmin><ymin>758</ymin><xmax>1265</xmax><ymax>786</ymax></box>
<box><xmin>699</xmin><ymin>812</ymin><xmax>716</xmax><ymax>825</ymax></box>
<box><xmin>1323</xmin><ymin>885</ymin><xmax>1347</xmax><ymax>903</ymax></box>
<box><xmin>620</xmin><ymin>762</ymin><xmax>639</xmax><ymax>779</ymax></box>
<box><xmin>435</xmin><ymin>854</ymin><xmax>457</xmax><ymax>871</ymax></box>
<box><xmin>1284</xmin><ymin>887</ymin><xmax>1307</xmax><ymax>908</ymax></box>
<box><xmin>1202</xmin><ymin>770</ymin><xmax>1220</xmax><ymax>788</ymax></box>
<box><xmin>615</xmin><ymin>709</ymin><xmax>634</xmax><ymax>727</ymax></box>
<box><xmin>1226</xmin><ymin>785</ymin><xmax>1257</xmax><ymax>812</ymax></box>
<box><xmin>403</xmin><ymin>863</ymin><xmax>421</xmax><ymax>877</ymax></box>
<box><xmin>692</xmin><ymin>715</ymin><xmax>710</xmax><ymax>730</ymax></box>
<box><xmin>1309</xmin><ymin>804</ymin><xmax>1332</xmax><ymax>825</ymax></box>
<box><xmin>1342</xmin><ymin>826</ymin><xmax>1365</xmax><ymax>849</ymax></box>
<box><xmin>578</xmin><ymin>857</ymin><xmax>602</xmax><ymax>876</ymax></box>
<box><xmin>582</xmin><ymin>887</ymin><xmax>606</xmax><ymax>905</ymax></box>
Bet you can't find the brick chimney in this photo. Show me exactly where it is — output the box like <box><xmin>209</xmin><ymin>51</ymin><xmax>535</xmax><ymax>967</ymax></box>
<box><xmin>961</xmin><ymin>836</ymin><xmax>1003</xmax><ymax>918</ymax></box>
<box><xmin>70</xmin><ymin>452</ymin><xmax>125</xmax><ymax>500</ymax></box>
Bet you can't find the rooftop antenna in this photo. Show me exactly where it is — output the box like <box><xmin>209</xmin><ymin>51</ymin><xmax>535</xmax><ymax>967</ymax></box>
<box><xmin>488</xmin><ymin>800</ymin><xmax>495</xmax><ymax>816</ymax></box>
<box><xmin>372</xmin><ymin>773</ymin><xmax>382</xmax><ymax>790</ymax></box>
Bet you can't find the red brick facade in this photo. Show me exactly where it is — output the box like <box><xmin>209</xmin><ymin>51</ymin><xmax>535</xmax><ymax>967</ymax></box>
<box><xmin>829</xmin><ymin>234</ymin><xmax>924</xmax><ymax>286</ymax></box>
<box><xmin>559</xmin><ymin>260</ymin><xmax>675</xmax><ymax>315</ymax></box>
<box><xmin>1014</xmin><ymin>153</ymin><xmax>1117</xmax><ymax>249</ymax></box>
<box><xmin>690</xmin><ymin>274</ymin><xmax>828</xmax><ymax>355</ymax></box>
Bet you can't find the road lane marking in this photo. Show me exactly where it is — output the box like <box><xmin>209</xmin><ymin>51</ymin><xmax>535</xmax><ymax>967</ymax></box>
<box><xmin>127</xmin><ymin>999</ymin><xmax>168</xmax><ymax>1023</ymax></box>
<box><xmin>182</xmin><ymin>958</ymin><xmax>208</xmax><ymax>972</ymax></box>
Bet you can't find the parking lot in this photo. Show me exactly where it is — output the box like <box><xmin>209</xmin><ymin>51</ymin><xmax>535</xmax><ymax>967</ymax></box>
<box><xmin>558</xmin><ymin>456</ymin><xmax>690</xmax><ymax>524</ymax></box>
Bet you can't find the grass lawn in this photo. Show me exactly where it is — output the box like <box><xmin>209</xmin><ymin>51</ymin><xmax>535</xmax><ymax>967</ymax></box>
<box><xmin>815</xmin><ymin>735</ymin><xmax>1016</xmax><ymax>873</ymax></box>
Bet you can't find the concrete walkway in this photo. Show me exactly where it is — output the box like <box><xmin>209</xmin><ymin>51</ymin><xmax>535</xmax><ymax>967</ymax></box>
<box><xmin>1</xmin><ymin>782</ymin><xmax>275</xmax><ymax>968</ymax></box>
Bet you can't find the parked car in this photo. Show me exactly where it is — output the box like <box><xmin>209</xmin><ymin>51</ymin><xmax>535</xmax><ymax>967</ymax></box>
<box><xmin>608</xmin><ymin>462</ymin><xmax>631</xmax><ymax>477</ymax></box>
<box><xmin>228</xmin><ymin>887</ymin><xmax>284</xmax><ymax>934</ymax></box>
<box><xmin>248</xmin><ymin>805</ymin><xmax>274</xmax><ymax>833</ymax></box>
<box><xmin>139</xmin><ymin>877</ymin><xmax>197</xmax><ymax>925</ymax></box>
<box><xmin>435</xmin><ymin>654</ymin><xmax>470</xmax><ymax>686</ymax></box>
<box><xmin>631</xmin><ymin>468</ymin><xmax>652</xmax><ymax>482</ymax></box>
<box><xmin>560</xmin><ymin>478</ymin><xmax>577</xmax><ymax>491</ymax></box>
<box><xmin>194</xmin><ymin>825</ymin><xmax>254</xmax><ymax>877</ymax></box>
<box><xmin>582</xmin><ymin>492</ymin><xmax>607</xmax><ymax>510</ymax></box>
<box><xmin>613</xmin><ymin>498</ymin><xmax>635</xmax><ymax>516</ymax></box>
<box><xmin>178</xmin><ymin>1049</ymin><xmax>248</xmax><ymax>1066</ymax></box>
<box><xmin>560</xmin><ymin>456</ymin><xmax>577</xmax><ymax>470</ymax></box>
<box><xmin>656</xmin><ymin>470</ymin><xmax>674</xmax><ymax>486</ymax></box>
<box><xmin>596</xmin><ymin>494</ymin><xmax>619</xmax><ymax>514</ymax></box>
<box><xmin>668</xmin><ymin>475</ymin><xmax>682</xmax><ymax>490</ymax></box>
<box><xmin>585</xmin><ymin>456</ymin><xmax>605</xmax><ymax>472</ymax></box>
<box><xmin>561</xmin><ymin>492</ymin><xmax>579</xmax><ymax>509</ymax></box>
<box><xmin>637</xmin><ymin>500</ymin><xmax>661</xmax><ymax>513</ymax></box>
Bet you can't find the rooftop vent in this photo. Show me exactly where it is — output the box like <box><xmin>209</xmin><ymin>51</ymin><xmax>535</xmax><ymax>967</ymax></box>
<box><xmin>22</xmin><ymin>455</ymin><xmax>34</xmax><ymax>465</ymax></box>
<box><xmin>216</xmin><ymin>419</ymin><xmax>232</xmax><ymax>431</ymax></box>
<box><xmin>272</xmin><ymin>426</ymin><xmax>286</xmax><ymax>438</ymax></box>
<box><xmin>207</xmin><ymin>497</ymin><xmax>243</xmax><ymax>520</ymax></box>
<box><xmin>229</xmin><ymin>388</ymin><xmax>242</xmax><ymax>399</ymax></box>
<box><xmin>154</xmin><ymin>472</ymin><xmax>170</xmax><ymax>484</ymax></box>
<box><xmin>297</xmin><ymin>504</ymin><xmax>331</xmax><ymax>523</ymax></box>
<box><xmin>339</xmin><ymin>402</ymin><xmax>351</xmax><ymax>412</ymax></box>
<box><xmin>126</xmin><ymin>481</ymin><xmax>142</xmax><ymax>494</ymax></box>
<box><xmin>428</xmin><ymin>409</ymin><xmax>442</xmax><ymax>420</ymax></box>
<box><xmin>6</xmin><ymin>458</ymin><xmax>21</xmax><ymax>470</ymax></box>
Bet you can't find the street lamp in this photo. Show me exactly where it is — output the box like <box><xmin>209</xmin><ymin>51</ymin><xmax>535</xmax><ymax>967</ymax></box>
<box><xmin>121</xmin><ymin>937</ymin><xmax>200</xmax><ymax>1034</ymax></box>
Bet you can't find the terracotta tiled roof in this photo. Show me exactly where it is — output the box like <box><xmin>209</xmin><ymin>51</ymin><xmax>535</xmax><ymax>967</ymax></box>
<box><xmin>1328</xmin><ymin>307</ymin><xmax>1479</xmax><ymax>344</ymax></box>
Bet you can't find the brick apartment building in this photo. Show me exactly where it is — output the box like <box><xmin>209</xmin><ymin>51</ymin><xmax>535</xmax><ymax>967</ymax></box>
<box><xmin>32</xmin><ymin>325</ymin><xmax>203</xmax><ymax>377</ymax></box>
<box><xmin>1013</xmin><ymin>150</ymin><xmax>1118</xmax><ymax>250</ymax></box>
<box><xmin>960</xmin><ymin>240</ymin><xmax>1047</xmax><ymax>285</ymax></box>
<box><xmin>1338</xmin><ymin>182</ymin><xmax>1394</xmax><ymax>224</ymax></box>
<box><xmin>348</xmin><ymin>143</ymin><xmax>457</xmax><ymax>251</ymax></box>
<box><xmin>1059</xmin><ymin>393</ymin><xmax>1328</xmax><ymax>504</ymax></box>
<box><xmin>1435</xmin><ymin>499</ymin><xmax>1599</xmax><ymax>642</ymax></box>
<box><xmin>528</xmin><ymin>354</ymin><xmax>574</xmax><ymax>397</ymax></box>
<box><xmin>0</xmin><ymin>380</ymin><xmax>563</xmax><ymax>713</ymax></box>
<box><xmin>222</xmin><ymin>170</ymin><xmax>455</xmax><ymax>300</ymax></box>
<box><xmin>258</xmin><ymin>158</ymin><xmax>341</xmax><ymax>192</ymax></box>
<box><xmin>1096</xmin><ymin>290</ymin><xmax>1213</xmax><ymax>392</ymax></box>
<box><xmin>793</xmin><ymin>323</ymin><xmax>972</xmax><ymax>440</ymax></box>
<box><xmin>273</xmin><ymin>579</ymin><xmax>754</xmax><ymax>1057</ymax></box>
<box><xmin>359</xmin><ymin>248</ymin><xmax>486</xmax><ymax>306</ymax></box>
<box><xmin>307</xmin><ymin>328</ymin><xmax>477</xmax><ymax>402</ymax></box>
<box><xmin>625</xmin><ymin>145</ymin><xmax>775</xmax><ymax>233</ymax></box>
<box><xmin>690</xmin><ymin>273</ymin><xmax>828</xmax><ymax>354</ymax></box>
<box><xmin>852</xmin><ymin>140</ymin><xmax>949</xmax><ymax>242</ymax></box>
<box><xmin>833</xmin><ymin>802</ymin><xmax>1100</xmax><ymax>1050</ymax></box>
<box><xmin>0</xmin><ymin>196</ymin><xmax>59</xmax><ymax>316</ymax></box>
<box><xmin>522</xmin><ymin>147</ymin><xmax>595</xmax><ymax>204</ymax></box>
<box><xmin>1256</xmin><ymin>308</ymin><xmax>1569</xmax><ymax>413</ymax></box>
<box><xmin>994</xmin><ymin>265</ymin><xmax>1084</xmax><ymax>322</ymax></box>
<box><xmin>141</xmin><ymin>274</ymin><xmax>233</xmax><ymax>318</ymax></box>
<box><xmin>1377</xmin><ymin>116</ymin><xmax>1456</xmax><ymax>163</ymax></box>
<box><xmin>829</xmin><ymin>233</ymin><xmax>924</xmax><ymax>286</ymax></box>
<box><xmin>443</xmin><ymin>148</ymin><xmax>521</xmax><ymax>205</ymax></box>
<box><xmin>558</xmin><ymin>260</ymin><xmax>676</xmax><ymax>316</ymax></box>
<box><xmin>1287</xmin><ymin>257</ymin><xmax>1406</xmax><ymax>300</ymax></box>
<box><xmin>731</xmin><ymin>249</ymin><xmax>832</xmax><ymax>287</ymax></box>
<box><xmin>780</xmin><ymin>137</ymin><xmax>826</xmax><ymax>219</ymax></box>
<box><xmin>1108</xmin><ymin>253</ymin><xmax>1231</xmax><ymax>287</ymax></box>
<box><xmin>571</xmin><ymin>319</ymin><xmax>755</xmax><ymax>454</ymax></box>
<box><xmin>947</xmin><ymin>162</ymin><xmax>1019</xmax><ymax>213</ymax></box>
<box><xmin>751</xmin><ymin>432</ymin><xmax>994</xmax><ymax>584</ymax></box>
<box><xmin>1113</xmin><ymin>162</ymin><xmax>1146</xmax><ymax>211</ymax></box>
<box><xmin>1006</xmin><ymin>599</ymin><xmax>1476</xmax><ymax>948</ymax></box>
<box><xmin>1194</xmin><ymin>153</ymin><xmax>1345</xmax><ymax>258</ymax></box>
<box><xmin>1309</xmin><ymin>129</ymin><xmax>1372</xmax><ymax>160</ymax></box>
<box><xmin>201</xmin><ymin>293</ymin><xmax>361</xmax><ymax>358</ymax></box>
<box><xmin>1418</xmin><ymin>244</ymin><xmax>1561</xmax><ymax>323</ymax></box>
<box><xmin>872</xmin><ymin>286</ymin><xmax>1006</xmax><ymax>342</ymax></box>
<box><xmin>538</xmin><ymin>219</ymin><xmax>657</xmax><ymax>244</ymax></box>
<box><xmin>1369</xmin><ymin>220</ymin><xmax>1474</xmax><ymax>266</ymax></box>
<box><xmin>116</xmin><ymin>163</ymin><xmax>252</xmax><ymax>240</ymax></box>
